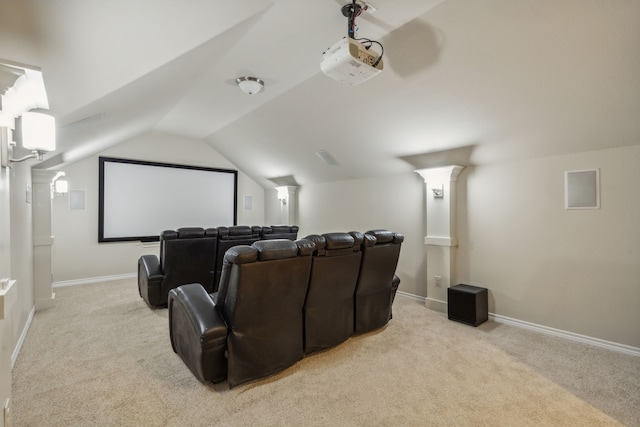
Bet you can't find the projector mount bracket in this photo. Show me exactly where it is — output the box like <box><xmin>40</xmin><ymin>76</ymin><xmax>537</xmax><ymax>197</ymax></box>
<box><xmin>342</xmin><ymin>1</ymin><xmax>363</xmax><ymax>39</ymax></box>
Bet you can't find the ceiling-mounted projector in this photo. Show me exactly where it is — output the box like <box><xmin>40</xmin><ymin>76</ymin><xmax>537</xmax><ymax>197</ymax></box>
<box><xmin>321</xmin><ymin>0</ymin><xmax>384</xmax><ymax>86</ymax></box>
<box><xmin>321</xmin><ymin>37</ymin><xmax>383</xmax><ymax>86</ymax></box>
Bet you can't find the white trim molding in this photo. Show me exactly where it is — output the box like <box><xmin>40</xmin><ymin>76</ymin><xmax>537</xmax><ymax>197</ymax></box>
<box><xmin>33</xmin><ymin>236</ymin><xmax>54</xmax><ymax>246</ymax></box>
<box><xmin>396</xmin><ymin>290</ymin><xmax>426</xmax><ymax>304</ymax></box>
<box><xmin>53</xmin><ymin>273</ymin><xmax>136</xmax><ymax>288</ymax></box>
<box><xmin>425</xmin><ymin>297</ymin><xmax>447</xmax><ymax>312</ymax></box>
<box><xmin>490</xmin><ymin>313</ymin><xmax>640</xmax><ymax>357</ymax></box>
<box><xmin>414</xmin><ymin>165</ymin><xmax>465</xmax><ymax>184</ymax></box>
<box><xmin>12</xmin><ymin>306</ymin><xmax>35</xmax><ymax>368</ymax></box>
<box><xmin>401</xmin><ymin>290</ymin><xmax>640</xmax><ymax>357</ymax></box>
<box><xmin>424</xmin><ymin>236</ymin><xmax>458</xmax><ymax>247</ymax></box>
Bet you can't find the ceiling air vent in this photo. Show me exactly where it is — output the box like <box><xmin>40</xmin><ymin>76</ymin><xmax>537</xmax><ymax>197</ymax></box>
<box><xmin>315</xmin><ymin>150</ymin><xmax>339</xmax><ymax>167</ymax></box>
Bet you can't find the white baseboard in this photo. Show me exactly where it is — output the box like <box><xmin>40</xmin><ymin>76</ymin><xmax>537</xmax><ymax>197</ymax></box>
<box><xmin>53</xmin><ymin>273</ymin><xmax>136</xmax><ymax>288</ymax></box>
<box><xmin>12</xmin><ymin>306</ymin><xmax>35</xmax><ymax>368</ymax></box>
<box><xmin>424</xmin><ymin>296</ymin><xmax>446</xmax><ymax>313</ymax></box>
<box><xmin>11</xmin><ymin>273</ymin><xmax>135</xmax><ymax>369</ymax></box>
<box><xmin>35</xmin><ymin>295</ymin><xmax>55</xmax><ymax>311</ymax></box>
<box><xmin>396</xmin><ymin>290</ymin><xmax>425</xmax><ymax>303</ymax></box>
<box><xmin>399</xmin><ymin>291</ymin><xmax>639</xmax><ymax>357</ymax></box>
<box><xmin>489</xmin><ymin>313</ymin><xmax>640</xmax><ymax>357</ymax></box>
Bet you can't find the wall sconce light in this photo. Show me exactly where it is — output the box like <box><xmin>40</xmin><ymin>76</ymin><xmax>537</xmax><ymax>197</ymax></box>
<box><xmin>1</xmin><ymin>60</ymin><xmax>53</xmax><ymax>168</ymax></box>
<box><xmin>51</xmin><ymin>171</ymin><xmax>68</xmax><ymax>198</ymax></box>
<box><xmin>1</xmin><ymin>112</ymin><xmax>56</xmax><ymax>167</ymax></box>
<box><xmin>276</xmin><ymin>186</ymin><xmax>288</xmax><ymax>204</ymax></box>
<box><xmin>431</xmin><ymin>185</ymin><xmax>444</xmax><ymax>198</ymax></box>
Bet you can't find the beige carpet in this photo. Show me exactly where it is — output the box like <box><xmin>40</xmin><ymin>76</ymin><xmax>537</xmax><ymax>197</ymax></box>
<box><xmin>12</xmin><ymin>279</ymin><xmax>625</xmax><ymax>426</ymax></box>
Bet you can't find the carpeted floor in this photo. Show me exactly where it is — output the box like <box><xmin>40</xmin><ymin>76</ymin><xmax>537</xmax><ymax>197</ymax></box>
<box><xmin>11</xmin><ymin>278</ymin><xmax>638</xmax><ymax>426</ymax></box>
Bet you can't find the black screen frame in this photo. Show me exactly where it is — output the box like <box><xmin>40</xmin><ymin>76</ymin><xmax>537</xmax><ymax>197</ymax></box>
<box><xmin>98</xmin><ymin>156</ymin><xmax>238</xmax><ymax>243</ymax></box>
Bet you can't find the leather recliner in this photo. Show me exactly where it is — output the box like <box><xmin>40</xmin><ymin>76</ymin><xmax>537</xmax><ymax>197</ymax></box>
<box><xmin>260</xmin><ymin>225</ymin><xmax>299</xmax><ymax>240</ymax></box>
<box><xmin>302</xmin><ymin>232</ymin><xmax>364</xmax><ymax>354</ymax></box>
<box><xmin>138</xmin><ymin>227</ymin><xmax>218</xmax><ymax>308</ymax></box>
<box><xmin>168</xmin><ymin>238</ymin><xmax>315</xmax><ymax>388</ymax></box>
<box><xmin>212</xmin><ymin>226</ymin><xmax>262</xmax><ymax>291</ymax></box>
<box><xmin>351</xmin><ymin>229</ymin><xmax>404</xmax><ymax>334</ymax></box>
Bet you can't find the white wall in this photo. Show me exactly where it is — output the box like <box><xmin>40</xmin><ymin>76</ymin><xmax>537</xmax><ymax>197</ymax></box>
<box><xmin>51</xmin><ymin>132</ymin><xmax>265</xmax><ymax>282</ymax></box>
<box><xmin>457</xmin><ymin>145</ymin><xmax>640</xmax><ymax>348</ymax></box>
<box><xmin>264</xmin><ymin>187</ymin><xmax>282</xmax><ymax>226</ymax></box>
<box><xmin>0</xmin><ymin>159</ymin><xmax>35</xmax><ymax>427</ymax></box>
<box><xmin>9</xmin><ymin>163</ymin><xmax>35</xmax><ymax>343</ymax></box>
<box><xmin>294</xmin><ymin>145</ymin><xmax>640</xmax><ymax>349</ymax></box>
<box><xmin>0</xmin><ymin>150</ymin><xmax>12</xmax><ymax>427</ymax></box>
<box><xmin>298</xmin><ymin>173</ymin><xmax>427</xmax><ymax>297</ymax></box>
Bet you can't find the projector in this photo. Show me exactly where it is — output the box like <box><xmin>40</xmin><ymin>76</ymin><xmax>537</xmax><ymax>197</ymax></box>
<box><xmin>321</xmin><ymin>37</ymin><xmax>383</xmax><ymax>86</ymax></box>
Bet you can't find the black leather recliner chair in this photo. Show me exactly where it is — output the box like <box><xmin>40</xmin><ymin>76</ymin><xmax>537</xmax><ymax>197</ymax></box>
<box><xmin>212</xmin><ymin>226</ymin><xmax>262</xmax><ymax>291</ymax></box>
<box><xmin>138</xmin><ymin>227</ymin><xmax>218</xmax><ymax>308</ymax></box>
<box><xmin>302</xmin><ymin>232</ymin><xmax>364</xmax><ymax>354</ymax></box>
<box><xmin>351</xmin><ymin>229</ymin><xmax>404</xmax><ymax>334</ymax></box>
<box><xmin>260</xmin><ymin>225</ymin><xmax>299</xmax><ymax>240</ymax></box>
<box><xmin>168</xmin><ymin>238</ymin><xmax>315</xmax><ymax>388</ymax></box>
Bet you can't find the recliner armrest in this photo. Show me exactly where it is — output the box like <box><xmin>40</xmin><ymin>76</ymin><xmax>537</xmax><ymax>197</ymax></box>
<box><xmin>139</xmin><ymin>255</ymin><xmax>162</xmax><ymax>279</ymax></box>
<box><xmin>138</xmin><ymin>255</ymin><xmax>165</xmax><ymax>307</ymax></box>
<box><xmin>168</xmin><ymin>283</ymin><xmax>228</xmax><ymax>383</ymax></box>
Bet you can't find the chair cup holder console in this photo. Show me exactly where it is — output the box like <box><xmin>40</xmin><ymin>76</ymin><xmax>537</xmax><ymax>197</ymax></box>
<box><xmin>166</xmin><ymin>229</ymin><xmax>404</xmax><ymax>388</ymax></box>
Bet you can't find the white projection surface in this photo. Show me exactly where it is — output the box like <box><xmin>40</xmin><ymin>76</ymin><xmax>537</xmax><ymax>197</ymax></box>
<box><xmin>99</xmin><ymin>157</ymin><xmax>237</xmax><ymax>242</ymax></box>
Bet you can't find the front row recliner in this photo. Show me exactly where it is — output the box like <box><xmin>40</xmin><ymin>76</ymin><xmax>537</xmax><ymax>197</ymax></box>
<box><xmin>168</xmin><ymin>230</ymin><xmax>403</xmax><ymax>387</ymax></box>
<box><xmin>138</xmin><ymin>225</ymin><xmax>301</xmax><ymax>307</ymax></box>
<box><xmin>138</xmin><ymin>227</ymin><xmax>218</xmax><ymax>308</ymax></box>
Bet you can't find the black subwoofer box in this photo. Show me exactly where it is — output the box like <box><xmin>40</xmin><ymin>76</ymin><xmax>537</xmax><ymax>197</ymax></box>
<box><xmin>447</xmin><ymin>284</ymin><xmax>488</xmax><ymax>326</ymax></box>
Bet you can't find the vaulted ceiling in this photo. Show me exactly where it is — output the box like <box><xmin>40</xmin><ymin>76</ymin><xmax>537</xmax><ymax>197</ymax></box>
<box><xmin>1</xmin><ymin>0</ymin><xmax>639</xmax><ymax>188</ymax></box>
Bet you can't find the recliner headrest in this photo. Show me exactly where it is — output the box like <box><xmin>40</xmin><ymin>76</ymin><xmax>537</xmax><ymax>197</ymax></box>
<box><xmin>161</xmin><ymin>230</ymin><xmax>178</xmax><ymax>240</ymax></box>
<box><xmin>366</xmin><ymin>229</ymin><xmax>393</xmax><ymax>243</ymax></box>
<box><xmin>218</xmin><ymin>225</ymin><xmax>261</xmax><ymax>239</ymax></box>
<box><xmin>223</xmin><ymin>245</ymin><xmax>258</xmax><ymax>265</ymax></box>
<box><xmin>177</xmin><ymin>227</ymin><xmax>205</xmax><ymax>239</ymax></box>
<box><xmin>323</xmin><ymin>232</ymin><xmax>355</xmax><ymax>250</ymax></box>
<box><xmin>366</xmin><ymin>229</ymin><xmax>404</xmax><ymax>244</ymax></box>
<box><xmin>229</xmin><ymin>226</ymin><xmax>251</xmax><ymax>236</ymax></box>
<box><xmin>252</xmin><ymin>239</ymin><xmax>299</xmax><ymax>261</ymax></box>
<box><xmin>266</xmin><ymin>225</ymin><xmax>299</xmax><ymax>233</ymax></box>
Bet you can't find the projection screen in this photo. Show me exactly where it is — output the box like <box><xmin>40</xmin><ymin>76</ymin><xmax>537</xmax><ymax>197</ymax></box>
<box><xmin>99</xmin><ymin>157</ymin><xmax>237</xmax><ymax>242</ymax></box>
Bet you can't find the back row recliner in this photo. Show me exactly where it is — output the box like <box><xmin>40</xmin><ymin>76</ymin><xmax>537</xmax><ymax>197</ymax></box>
<box><xmin>138</xmin><ymin>225</ymin><xmax>299</xmax><ymax>308</ymax></box>
<box><xmin>168</xmin><ymin>229</ymin><xmax>403</xmax><ymax>388</ymax></box>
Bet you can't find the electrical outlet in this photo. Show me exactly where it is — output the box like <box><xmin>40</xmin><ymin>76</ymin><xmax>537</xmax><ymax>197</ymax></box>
<box><xmin>435</xmin><ymin>275</ymin><xmax>442</xmax><ymax>287</ymax></box>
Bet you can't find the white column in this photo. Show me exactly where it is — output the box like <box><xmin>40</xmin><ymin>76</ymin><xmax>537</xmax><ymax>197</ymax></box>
<box><xmin>31</xmin><ymin>169</ymin><xmax>56</xmax><ymax>311</ymax></box>
<box><xmin>415</xmin><ymin>165</ymin><xmax>465</xmax><ymax>312</ymax></box>
<box><xmin>276</xmin><ymin>186</ymin><xmax>298</xmax><ymax>225</ymax></box>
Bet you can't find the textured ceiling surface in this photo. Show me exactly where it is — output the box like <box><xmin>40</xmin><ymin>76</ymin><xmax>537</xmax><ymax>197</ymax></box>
<box><xmin>1</xmin><ymin>0</ymin><xmax>638</xmax><ymax>187</ymax></box>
